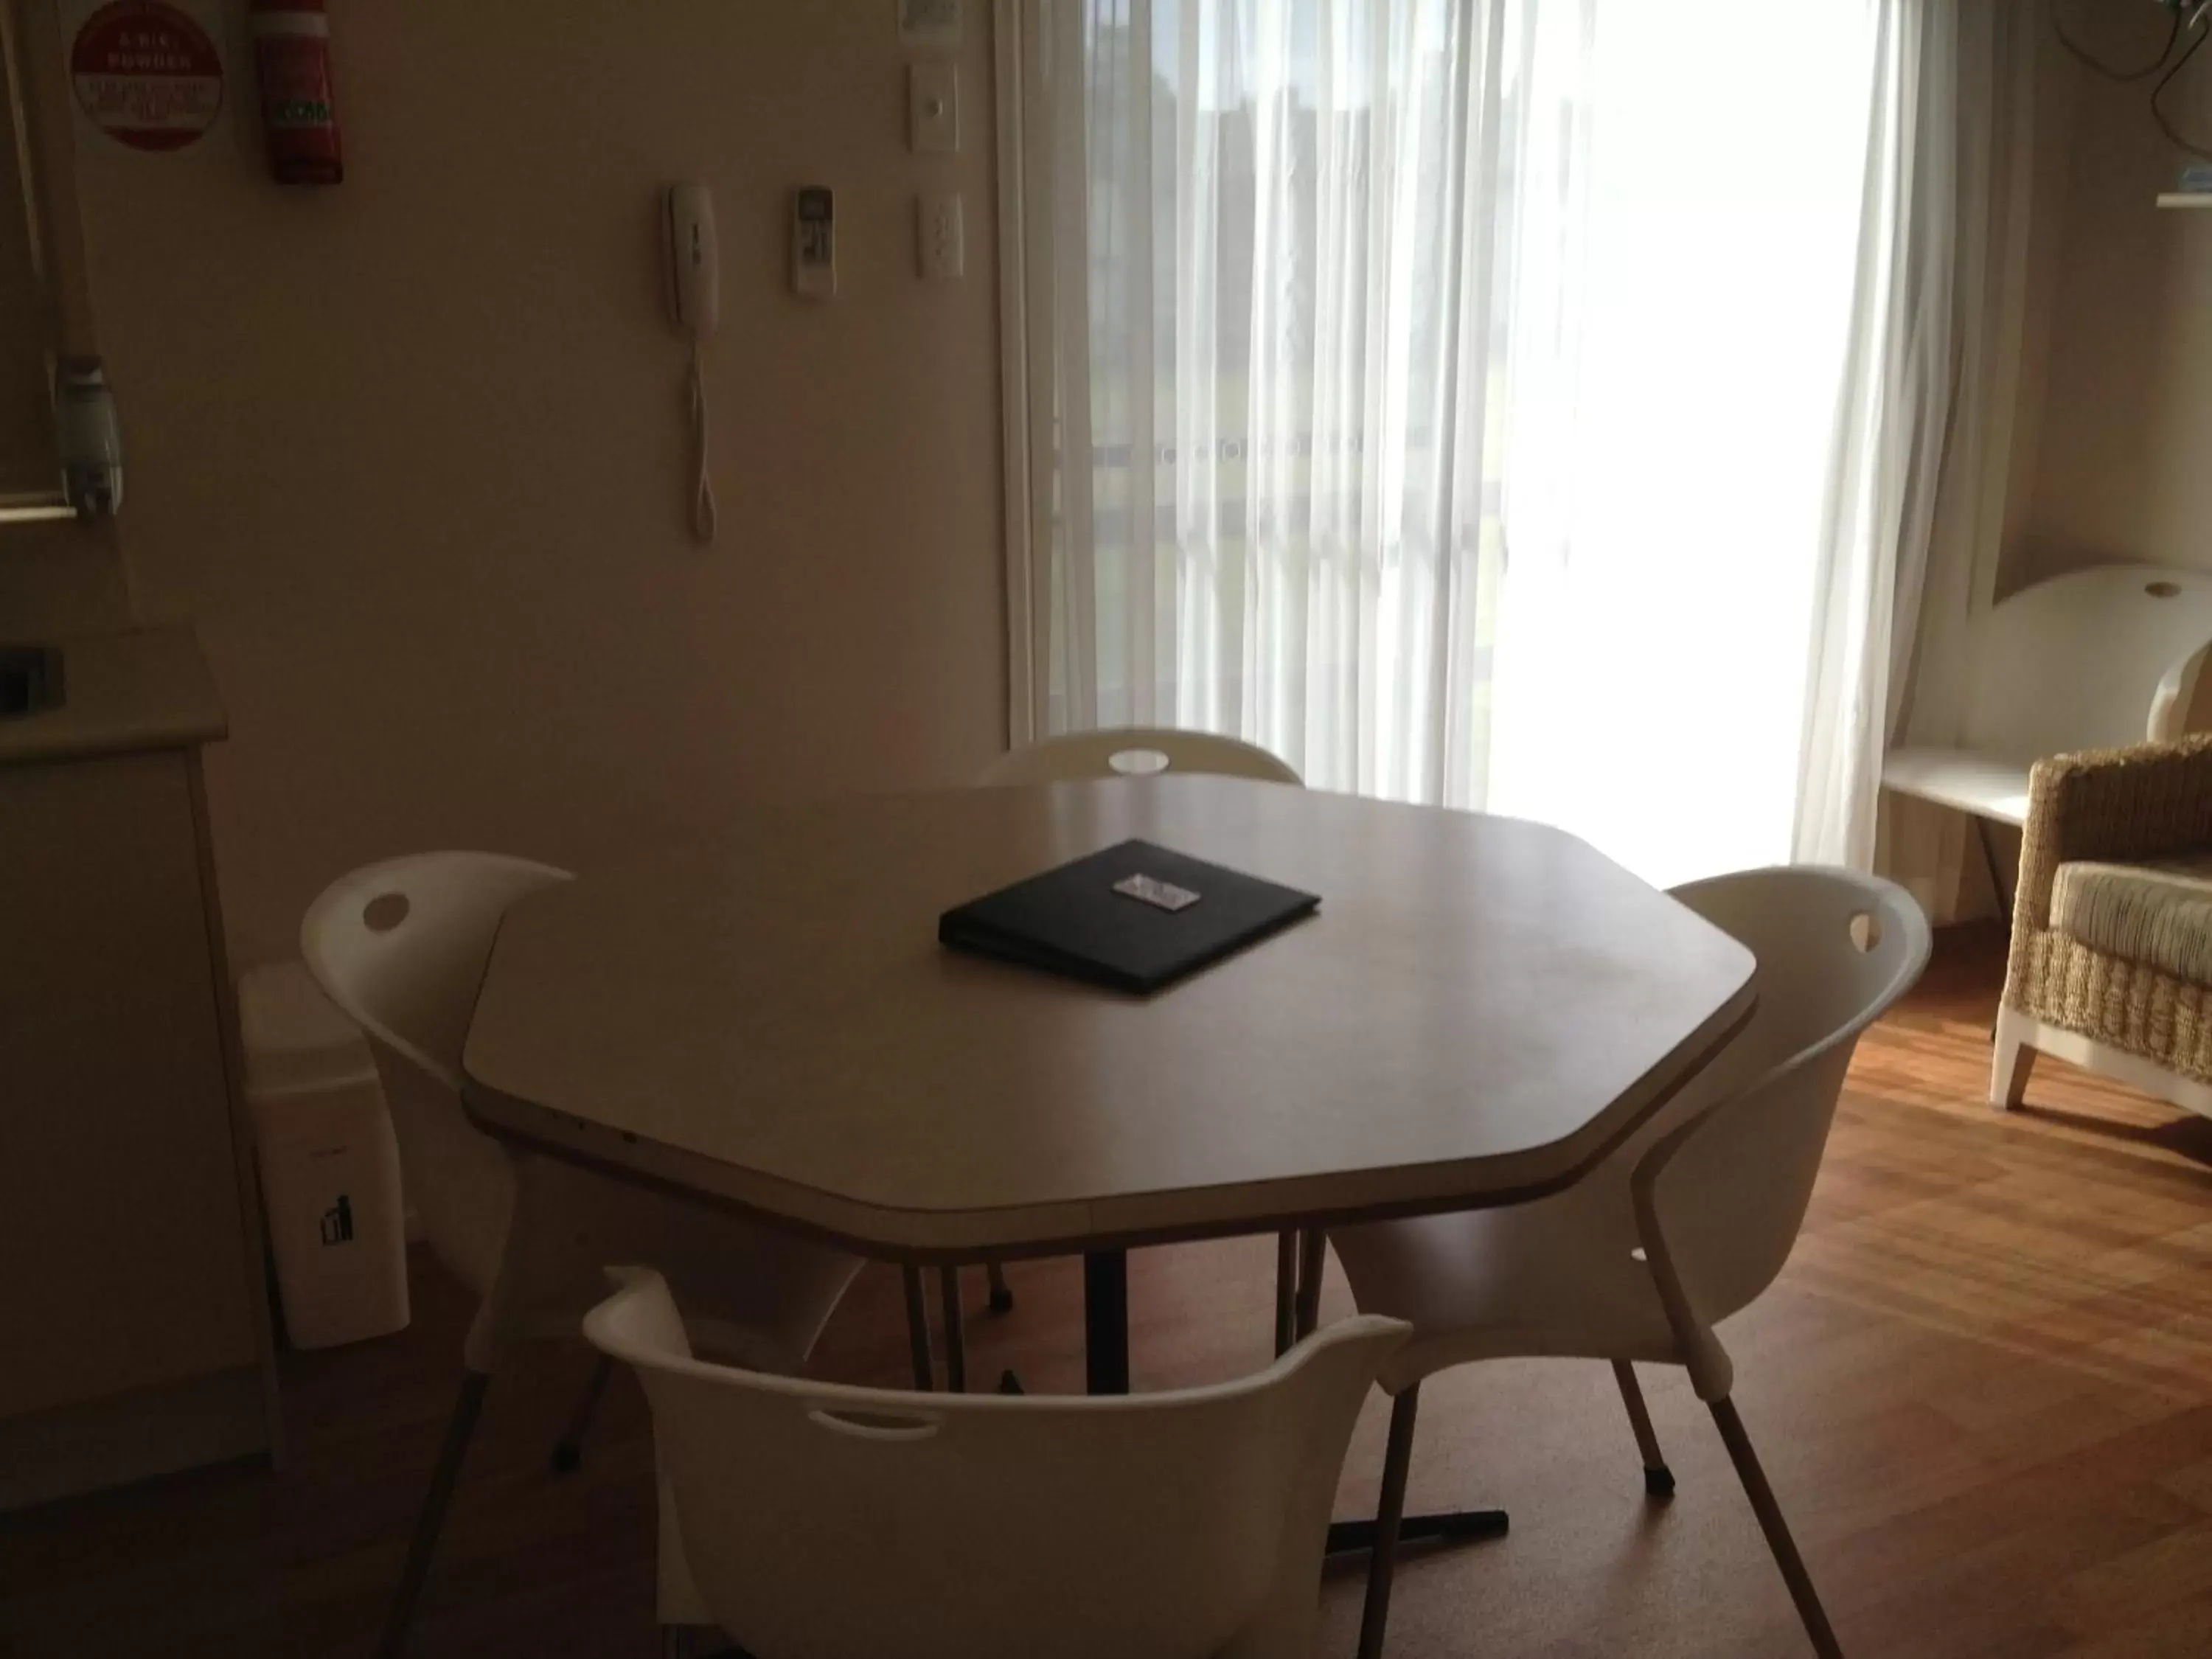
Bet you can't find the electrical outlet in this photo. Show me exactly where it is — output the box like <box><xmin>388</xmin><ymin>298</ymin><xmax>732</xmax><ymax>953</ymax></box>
<box><xmin>919</xmin><ymin>190</ymin><xmax>964</xmax><ymax>280</ymax></box>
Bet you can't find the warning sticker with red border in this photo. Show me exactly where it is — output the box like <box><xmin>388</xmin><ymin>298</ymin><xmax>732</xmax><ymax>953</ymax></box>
<box><xmin>70</xmin><ymin>0</ymin><xmax>225</xmax><ymax>153</ymax></box>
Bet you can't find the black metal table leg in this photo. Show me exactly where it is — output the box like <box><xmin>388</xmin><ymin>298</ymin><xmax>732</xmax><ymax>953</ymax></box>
<box><xmin>938</xmin><ymin>1265</ymin><xmax>967</xmax><ymax>1392</ymax></box>
<box><xmin>1077</xmin><ymin>1237</ymin><xmax>1504</xmax><ymax>1557</ymax></box>
<box><xmin>1084</xmin><ymin>1248</ymin><xmax>1130</xmax><ymax>1395</ymax></box>
<box><xmin>1274</xmin><ymin>1231</ymin><xmax>1298</xmax><ymax>1356</ymax></box>
<box><xmin>1294</xmin><ymin>1228</ymin><xmax>1327</xmax><ymax>1338</ymax></box>
<box><xmin>900</xmin><ymin>1265</ymin><xmax>934</xmax><ymax>1391</ymax></box>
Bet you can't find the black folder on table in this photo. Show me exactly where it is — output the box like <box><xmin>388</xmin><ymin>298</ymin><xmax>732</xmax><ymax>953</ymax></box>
<box><xmin>939</xmin><ymin>838</ymin><xmax>1320</xmax><ymax>994</ymax></box>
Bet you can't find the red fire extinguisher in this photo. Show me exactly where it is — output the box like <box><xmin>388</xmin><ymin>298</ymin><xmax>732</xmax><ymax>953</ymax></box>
<box><xmin>251</xmin><ymin>0</ymin><xmax>342</xmax><ymax>185</ymax></box>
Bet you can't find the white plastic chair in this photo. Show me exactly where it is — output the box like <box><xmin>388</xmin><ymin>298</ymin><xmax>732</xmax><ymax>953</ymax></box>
<box><xmin>916</xmin><ymin>728</ymin><xmax>1312</xmax><ymax>1392</ymax></box>
<box><xmin>585</xmin><ymin>1266</ymin><xmax>1409</xmax><ymax>1659</ymax></box>
<box><xmin>1327</xmin><ymin>866</ymin><xmax>1930</xmax><ymax>1658</ymax></box>
<box><xmin>979</xmin><ymin>726</ymin><xmax>1307</xmax><ymax>788</ymax></box>
<box><xmin>301</xmin><ymin>853</ymin><xmax>863</xmax><ymax>1659</ymax></box>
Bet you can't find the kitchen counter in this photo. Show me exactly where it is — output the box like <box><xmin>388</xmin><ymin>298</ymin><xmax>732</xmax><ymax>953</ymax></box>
<box><xmin>0</xmin><ymin>619</ymin><xmax>277</xmax><ymax>1507</ymax></box>
<box><xmin>0</xmin><ymin>627</ymin><xmax>226</xmax><ymax>767</ymax></box>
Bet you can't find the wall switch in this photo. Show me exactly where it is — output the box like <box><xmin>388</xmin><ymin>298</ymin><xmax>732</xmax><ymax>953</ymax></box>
<box><xmin>899</xmin><ymin>0</ymin><xmax>961</xmax><ymax>49</ymax></box>
<box><xmin>919</xmin><ymin>190</ymin><xmax>964</xmax><ymax>280</ymax></box>
<box><xmin>793</xmin><ymin>187</ymin><xmax>836</xmax><ymax>300</ymax></box>
<box><xmin>909</xmin><ymin>61</ymin><xmax>959</xmax><ymax>155</ymax></box>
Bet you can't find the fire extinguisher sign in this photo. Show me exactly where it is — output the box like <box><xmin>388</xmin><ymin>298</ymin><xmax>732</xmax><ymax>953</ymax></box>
<box><xmin>69</xmin><ymin>0</ymin><xmax>224</xmax><ymax>153</ymax></box>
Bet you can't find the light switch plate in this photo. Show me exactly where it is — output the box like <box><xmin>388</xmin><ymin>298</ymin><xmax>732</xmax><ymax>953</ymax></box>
<box><xmin>909</xmin><ymin>61</ymin><xmax>959</xmax><ymax>155</ymax></box>
<box><xmin>899</xmin><ymin>0</ymin><xmax>961</xmax><ymax>49</ymax></box>
<box><xmin>793</xmin><ymin>187</ymin><xmax>836</xmax><ymax>299</ymax></box>
<box><xmin>919</xmin><ymin>190</ymin><xmax>964</xmax><ymax>280</ymax></box>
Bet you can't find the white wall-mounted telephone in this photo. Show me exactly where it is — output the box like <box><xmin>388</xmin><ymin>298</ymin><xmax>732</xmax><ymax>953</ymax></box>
<box><xmin>664</xmin><ymin>182</ymin><xmax>719</xmax><ymax>545</ymax></box>
<box><xmin>666</xmin><ymin>182</ymin><xmax>720</xmax><ymax>336</ymax></box>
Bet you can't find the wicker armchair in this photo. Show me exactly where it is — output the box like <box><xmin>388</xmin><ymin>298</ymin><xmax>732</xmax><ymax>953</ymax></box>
<box><xmin>1994</xmin><ymin>732</ymin><xmax>2212</xmax><ymax>1120</ymax></box>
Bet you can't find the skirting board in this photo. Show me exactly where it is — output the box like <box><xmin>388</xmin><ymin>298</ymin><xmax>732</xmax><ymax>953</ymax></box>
<box><xmin>0</xmin><ymin>1365</ymin><xmax>271</xmax><ymax>1512</ymax></box>
<box><xmin>1993</xmin><ymin>1004</ymin><xmax>2212</xmax><ymax>1121</ymax></box>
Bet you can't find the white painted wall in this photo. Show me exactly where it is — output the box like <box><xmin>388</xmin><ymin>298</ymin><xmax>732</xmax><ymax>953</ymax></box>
<box><xmin>2014</xmin><ymin>25</ymin><xmax>2212</xmax><ymax>588</ymax></box>
<box><xmin>32</xmin><ymin>0</ymin><xmax>1008</xmax><ymax>965</ymax></box>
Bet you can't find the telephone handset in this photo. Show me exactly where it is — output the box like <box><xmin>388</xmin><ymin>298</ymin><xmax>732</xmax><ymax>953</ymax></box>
<box><xmin>664</xmin><ymin>183</ymin><xmax>720</xmax><ymax>545</ymax></box>
<box><xmin>666</xmin><ymin>183</ymin><xmax>720</xmax><ymax>337</ymax></box>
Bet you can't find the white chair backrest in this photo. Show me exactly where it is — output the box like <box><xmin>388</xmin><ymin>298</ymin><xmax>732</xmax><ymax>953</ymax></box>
<box><xmin>302</xmin><ymin>854</ymin><xmax>862</xmax><ymax>1363</ymax></box>
<box><xmin>587</xmin><ymin>1269</ymin><xmax>1407</xmax><ymax>1659</ymax></box>
<box><xmin>1637</xmin><ymin>868</ymin><xmax>1928</xmax><ymax>1391</ymax></box>
<box><xmin>299</xmin><ymin>852</ymin><xmax>570</xmax><ymax>1091</ymax></box>
<box><xmin>300</xmin><ymin>853</ymin><xmax>569</xmax><ymax>1298</ymax></box>
<box><xmin>979</xmin><ymin>727</ymin><xmax>1302</xmax><ymax>787</ymax></box>
<box><xmin>1964</xmin><ymin>563</ymin><xmax>2212</xmax><ymax>760</ymax></box>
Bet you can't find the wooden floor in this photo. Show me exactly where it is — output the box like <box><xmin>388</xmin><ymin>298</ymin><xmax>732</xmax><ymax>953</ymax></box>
<box><xmin>5</xmin><ymin>925</ymin><xmax>2212</xmax><ymax>1658</ymax></box>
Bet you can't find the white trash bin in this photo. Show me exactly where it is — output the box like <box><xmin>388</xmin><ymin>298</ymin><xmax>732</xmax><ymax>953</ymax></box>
<box><xmin>240</xmin><ymin>961</ymin><xmax>410</xmax><ymax>1349</ymax></box>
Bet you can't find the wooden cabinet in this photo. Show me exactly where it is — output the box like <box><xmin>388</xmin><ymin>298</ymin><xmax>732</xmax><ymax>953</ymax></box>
<box><xmin>0</xmin><ymin>633</ymin><xmax>277</xmax><ymax>1507</ymax></box>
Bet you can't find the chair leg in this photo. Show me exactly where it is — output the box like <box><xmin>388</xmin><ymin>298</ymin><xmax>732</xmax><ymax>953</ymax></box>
<box><xmin>901</xmin><ymin>1266</ymin><xmax>934</xmax><ymax>1391</ymax></box>
<box><xmin>1974</xmin><ymin>813</ymin><xmax>2012</xmax><ymax>917</ymax></box>
<box><xmin>1357</xmin><ymin>1385</ymin><xmax>1422</xmax><ymax>1659</ymax></box>
<box><xmin>549</xmin><ymin>1354</ymin><xmax>615</xmax><ymax>1475</ymax></box>
<box><xmin>1708</xmin><ymin>1396</ymin><xmax>1843</xmax><ymax>1659</ymax></box>
<box><xmin>378</xmin><ymin>1369</ymin><xmax>491</xmax><ymax>1659</ymax></box>
<box><xmin>1295</xmin><ymin>1229</ymin><xmax>1327</xmax><ymax>1339</ymax></box>
<box><xmin>1991</xmin><ymin>1004</ymin><xmax>2036</xmax><ymax>1110</ymax></box>
<box><xmin>939</xmin><ymin>1264</ymin><xmax>967</xmax><ymax>1392</ymax></box>
<box><xmin>662</xmin><ymin>1630</ymin><xmax>756</xmax><ymax>1659</ymax></box>
<box><xmin>1274</xmin><ymin>1231</ymin><xmax>1298</xmax><ymax>1357</ymax></box>
<box><xmin>985</xmin><ymin>1261</ymin><xmax>1015</xmax><ymax>1315</ymax></box>
<box><xmin>1612</xmin><ymin>1360</ymin><xmax>1675</xmax><ymax>1498</ymax></box>
<box><xmin>664</xmin><ymin>1628</ymin><xmax>751</xmax><ymax>1659</ymax></box>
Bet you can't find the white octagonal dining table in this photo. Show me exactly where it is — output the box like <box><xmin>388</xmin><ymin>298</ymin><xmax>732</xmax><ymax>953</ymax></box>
<box><xmin>462</xmin><ymin>773</ymin><xmax>1756</xmax><ymax>1413</ymax></box>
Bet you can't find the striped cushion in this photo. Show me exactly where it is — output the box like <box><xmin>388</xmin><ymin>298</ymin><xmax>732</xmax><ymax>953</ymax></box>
<box><xmin>2051</xmin><ymin>854</ymin><xmax>2212</xmax><ymax>987</ymax></box>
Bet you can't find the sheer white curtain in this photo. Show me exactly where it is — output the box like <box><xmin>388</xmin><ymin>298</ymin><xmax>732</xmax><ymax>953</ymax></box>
<box><xmin>1484</xmin><ymin>0</ymin><xmax>1878</xmax><ymax>885</ymax></box>
<box><xmin>1794</xmin><ymin>0</ymin><xmax>2038</xmax><ymax>914</ymax></box>
<box><xmin>1013</xmin><ymin>0</ymin><xmax>2000</xmax><ymax>888</ymax></box>
<box><xmin>1015</xmin><ymin>0</ymin><xmax>1594</xmax><ymax>804</ymax></box>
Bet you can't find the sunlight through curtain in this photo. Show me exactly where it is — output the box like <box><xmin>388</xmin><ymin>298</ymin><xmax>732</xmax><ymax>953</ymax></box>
<box><xmin>1026</xmin><ymin>0</ymin><xmax>1596</xmax><ymax>805</ymax></box>
<box><xmin>1484</xmin><ymin>0</ymin><xmax>1878</xmax><ymax>884</ymax></box>
<box><xmin>1018</xmin><ymin>0</ymin><xmax>1913</xmax><ymax>886</ymax></box>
